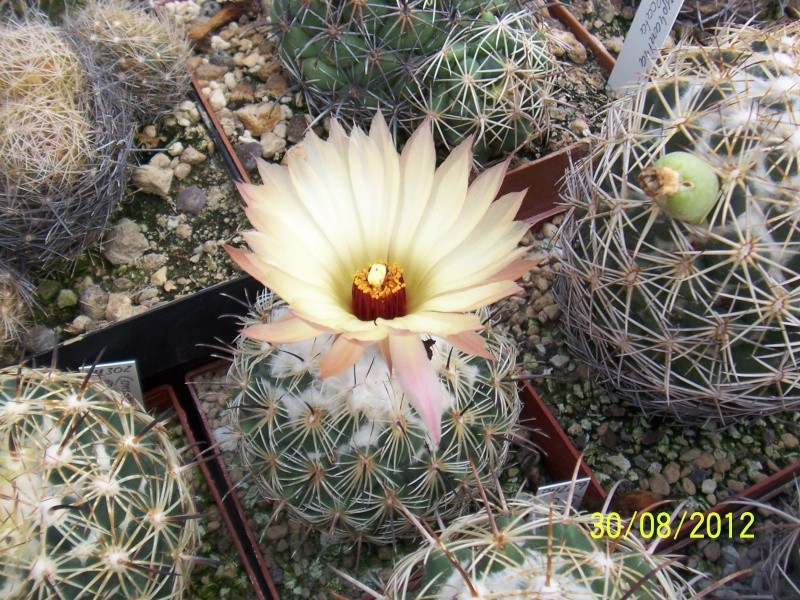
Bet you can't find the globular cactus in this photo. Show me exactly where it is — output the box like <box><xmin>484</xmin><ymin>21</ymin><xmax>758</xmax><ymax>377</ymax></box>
<box><xmin>0</xmin><ymin>16</ymin><xmax>132</xmax><ymax>269</ymax></box>
<box><xmin>271</xmin><ymin>0</ymin><xmax>556</xmax><ymax>161</ymax></box>
<box><xmin>553</xmin><ymin>22</ymin><xmax>800</xmax><ymax>421</ymax></box>
<box><xmin>0</xmin><ymin>263</ymin><xmax>34</xmax><ymax>362</ymax></box>
<box><xmin>0</xmin><ymin>20</ymin><xmax>87</xmax><ymax>100</ymax></box>
<box><xmin>65</xmin><ymin>0</ymin><xmax>192</xmax><ymax>122</ymax></box>
<box><xmin>227</xmin><ymin>292</ymin><xmax>521</xmax><ymax>544</ymax></box>
<box><xmin>414</xmin><ymin>10</ymin><xmax>554</xmax><ymax>161</ymax></box>
<box><xmin>376</xmin><ymin>493</ymin><xmax>699</xmax><ymax>599</ymax></box>
<box><xmin>0</xmin><ymin>366</ymin><xmax>199</xmax><ymax>599</ymax></box>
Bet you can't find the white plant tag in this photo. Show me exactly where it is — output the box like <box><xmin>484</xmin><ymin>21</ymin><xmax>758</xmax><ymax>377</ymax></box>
<box><xmin>536</xmin><ymin>477</ymin><xmax>591</xmax><ymax>510</ymax></box>
<box><xmin>608</xmin><ymin>0</ymin><xmax>684</xmax><ymax>92</ymax></box>
<box><xmin>80</xmin><ymin>360</ymin><xmax>143</xmax><ymax>404</ymax></box>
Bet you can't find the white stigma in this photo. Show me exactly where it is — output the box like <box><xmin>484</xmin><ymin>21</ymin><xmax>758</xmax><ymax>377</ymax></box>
<box><xmin>367</xmin><ymin>263</ymin><xmax>386</xmax><ymax>287</ymax></box>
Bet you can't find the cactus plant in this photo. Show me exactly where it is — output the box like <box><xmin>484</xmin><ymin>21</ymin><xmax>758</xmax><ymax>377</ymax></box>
<box><xmin>66</xmin><ymin>0</ymin><xmax>192</xmax><ymax>121</ymax></box>
<box><xmin>0</xmin><ymin>263</ymin><xmax>34</xmax><ymax>362</ymax></box>
<box><xmin>373</xmin><ymin>492</ymin><xmax>700</xmax><ymax>599</ymax></box>
<box><xmin>271</xmin><ymin>0</ymin><xmax>556</xmax><ymax>161</ymax></box>
<box><xmin>227</xmin><ymin>291</ymin><xmax>522</xmax><ymax>544</ymax></box>
<box><xmin>0</xmin><ymin>15</ymin><xmax>132</xmax><ymax>269</ymax></box>
<box><xmin>553</xmin><ymin>22</ymin><xmax>800</xmax><ymax>421</ymax></box>
<box><xmin>0</xmin><ymin>366</ymin><xmax>199</xmax><ymax>599</ymax></box>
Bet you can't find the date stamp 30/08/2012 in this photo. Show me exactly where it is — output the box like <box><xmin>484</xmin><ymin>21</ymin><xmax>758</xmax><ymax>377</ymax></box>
<box><xmin>589</xmin><ymin>511</ymin><xmax>756</xmax><ymax>541</ymax></box>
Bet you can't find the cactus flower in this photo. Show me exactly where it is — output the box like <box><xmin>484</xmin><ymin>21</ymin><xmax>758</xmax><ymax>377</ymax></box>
<box><xmin>224</xmin><ymin>113</ymin><xmax>533</xmax><ymax>443</ymax></box>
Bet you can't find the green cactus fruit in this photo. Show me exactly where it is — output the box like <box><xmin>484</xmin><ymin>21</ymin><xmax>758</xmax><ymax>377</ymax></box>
<box><xmin>272</xmin><ymin>0</ymin><xmax>556</xmax><ymax>163</ymax></box>
<box><xmin>0</xmin><ymin>15</ymin><xmax>132</xmax><ymax>269</ymax></box>
<box><xmin>227</xmin><ymin>292</ymin><xmax>522</xmax><ymax>544</ymax></box>
<box><xmin>380</xmin><ymin>494</ymin><xmax>699</xmax><ymax>599</ymax></box>
<box><xmin>0</xmin><ymin>367</ymin><xmax>199</xmax><ymax>599</ymax></box>
<box><xmin>638</xmin><ymin>151</ymin><xmax>720</xmax><ymax>224</ymax></box>
<box><xmin>66</xmin><ymin>0</ymin><xmax>192</xmax><ymax>121</ymax></box>
<box><xmin>554</xmin><ymin>22</ymin><xmax>800</xmax><ymax>421</ymax></box>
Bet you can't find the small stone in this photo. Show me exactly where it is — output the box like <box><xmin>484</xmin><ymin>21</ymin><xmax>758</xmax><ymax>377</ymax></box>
<box><xmin>180</xmin><ymin>146</ymin><xmax>207</xmax><ymax>165</ymax></box>
<box><xmin>681</xmin><ymin>477</ymin><xmax>696</xmax><ymax>495</ymax></box>
<box><xmin>132</xmin><ymin>160</ymin><xmax>173</xmax><ymax>197</ymax></box>
<box><xmin>79</xmin><ymin>285</ymin><xmax>109</xmax><ymax>320</ymax></box>
<box><xmin>680</xmin><ymin>448</ymin><xmax>702</xmax><ymax>462</ymax></box>
<box><xmin>102</xmin><ymin>219</ymin><xmax>150</xmax><ymax>265</ymax></box>
<box><xmin>173</xmin><ymin>162</ymin><xmax>192</xmax><ymax>180</ymax></box>
<box><xmin>662</xmin><ymin>462</ymin><xmax>681</xmax><ymax>484</ymax></box>
<box><xmin>56</xmin><ymin>288</ymin><xmax>78</xmax><ymax>308</ymax></box>
<box><xmin>265</xmin><ymin>523</ymin><xmax>289</xmax><ymax>541</ymax></box>
<box><xmin>149</xmin><ymin>153</ymin><xmax>171</xmax><ymax>169</ymax></box>
<box><xmin>105</xmin><ymin>293</ymin><xmax>133</xmax><ymax>321</ymax></box>
<box><xmin>66</xmin><ymin>314</ymin><xmax>92</xmax><ymax>334</ymax></box>
<box><xmin>194</xmin><ymin>62</ymin><xmax>229</xmax><ymax>81</ymax></box>
<box><xmin>649</xmin><ymin>473</ymin><xmax>671</xmax><ymax>496</ymax></box>
<box><xmin>608</xmin><ymin>404</ymin><xmax>626</xmax><ymax>418</ymax></box>
<box><xmin>600</xmin><ymin>428</ymin><xmax>618</xmax><ymax>450</ymax></box>
<box><xmin>176</xmin><ymin>186</ymin><xmax>208</xmax><ymax>215</ymax></box>
<box><xmin>234</xmin><ymin>142</ymin><xmax>263</xmax><ymax>172</ymax></box>
<box><xmin>175</xmin><ymin>224</ymin><xmax>192</xmax><ymax>239</ymax></box>
<box><xmin>208</xmin><ymin>87</ymin><xmax>227</xmax><ymax>111</ymax></box>
<box><xmin>22</xmin><ymin>325</ymin><xmax>56</xmax><ymax>353</ymax></box>
<box><xmin>701</xmin><ymin>479</ymin><xmax>717</xmax><ymax>494</ymax></box>
<box><xmin>728</xmin><ymin>480</ymin><xmax>745</xmax><ymax>493</ymax></box>
<box><xmin>150</xmin><ymin>267</ymin><xmax>168</xmax><ymax>286</ymax></box>
<box><xmin>607</xmin><ymin>454</ymin><xmax>631</xmax><ymax>471</ymax></box>
<box><xmin>694</xmin><ymin>452</ymin><xmax>716</xmax><ymax>469</ymax></box>
<box><xmin>286</xmin><ymin>113</ymin><xmax>310</xmax><ymax>143</ymax></box>
<box><xmin>703</xmin><ymin>541</ymin><xmax>721</xmax><ymax>562</ymax></box>
<box><xmin>548</xmin><ymin>353</ymin><xmax>570</xmax><ymax>369</ymax></box>
<box><xmin>641</xmin><ymin>429</ymin><xmax>662</xmax><ymax>446</ymax></box>
<box><xmin>261</xmin><ymin>131</ymin><xmax>286</xmax><ymax>159</ymax></box>
<box><xmin>781</xmin><ymin>433</ymin><xmax>799</xmax><ymax>449</ymax></box>
<box><xmin>235</xmin><ymin>102</ymin><xmax>282</xmax><ymax>136</ymax></box>
<box><xmin>168</xmin><ymin>141</ymin><xmax>184</xmax><ymax>156</ymax></box>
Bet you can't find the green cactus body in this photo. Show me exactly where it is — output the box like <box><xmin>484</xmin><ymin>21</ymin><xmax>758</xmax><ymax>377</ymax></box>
<box><xmin>383</xmin><ymin>496</ymin><xmax>698</xmax><ymax>599</ymax></box>
<box><xmin>272</xmin><ymin>0</ymin><xmax>556</xmax><ymax>162</ymax></box>
<box><xmin>66</xmin><ymin>0</ymin><xmax>191</xmax><ymax>121</ymax></box>
<box><xmin>0</xmin><ymin>367</ymin><xmax>198</xmax><ymax>599</ymax></box>
<box><xmin>554</xmin><ymin>22</ymin><xmax>800</xmax><ymax>420</ymax></box>
<box><xmin>228</xmin><ymin>293</ymin><xmax>521</xmax><ymax>543</ymax></box>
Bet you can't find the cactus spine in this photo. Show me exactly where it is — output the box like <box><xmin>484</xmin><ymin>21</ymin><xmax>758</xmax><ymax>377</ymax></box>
<box><xmin>65</xmin><ymin>0</ymin><xmax>192</xmax><ymax>122</ymax></box>
<box><xmin>0</xmin><ymin>367</ymin><xmax>198</xmax><ymax>599</ymax></box>
<box><xmin>554</xmin><ymin>22</ymin><xmax>800</xmax><ymax>420</ymax></box>
<box><xmin>228</xmin><ymin>292</ymin><xmax>522</xmax><ymax>544</ymax></box>
<box><xmin>377</xmin><ymin>493</ymin><xmax>699</xmax><ymax>599</ymax></box>
<box><xmin>272</xmin><ymin>0</ymin><xmax>557</xmax><ymax>162</ymax></box>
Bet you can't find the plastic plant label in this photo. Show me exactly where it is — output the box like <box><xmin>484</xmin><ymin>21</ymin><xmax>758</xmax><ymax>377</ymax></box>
<box><xmin>536</xmin><ymin>477</ymin><xmax>591</xmax><ymax>510</ymax></box>
<box><xmin>80</xmin><ymin>360</ymin><xmax>143</xmax><ymax>404</ymax></box>
<box><xmin>608</xmin><ymin>0</ymin><xmax>684</xmax><ymax>92</ymax></box>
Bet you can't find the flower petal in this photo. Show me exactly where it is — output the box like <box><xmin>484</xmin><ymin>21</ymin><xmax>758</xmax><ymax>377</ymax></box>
<box><xmin>381</xmin><ymin>311</ymin><xmax>482</xmax><ymax>337</ymax></box>
<box><xmin>242</xmin><ymin>313</ymin><xmax>328</xmax><ymax>343</ymax></box>
<box><xmin>223</xmin><ymin>245</ymin><xmax>270</xmax><ymax>287</ymax></box>
<box><xmin>319</xmin><ymin>336</ymin><xmax>368</xmax><ymax>378</ymax></box>
<box><xmin>418</xmin><ymin>280</ymin><xmax>523</xmax><ymax>313</ymax></box>
<box><xmin>442</xmin><ymin>331</ymin><xmax>494</xmax><ymax>360</ymax></box>
<box><xmin>389</xmin><ymin>334</ymin><xmax>445</xmax><ymax>444</ymax></box>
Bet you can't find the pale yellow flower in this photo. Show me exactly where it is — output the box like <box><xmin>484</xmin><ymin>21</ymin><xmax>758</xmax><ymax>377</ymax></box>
<box><xmin>225</xmin><ymin>113</ymin><xmax>533</xmax><ymax>443</ymax></box>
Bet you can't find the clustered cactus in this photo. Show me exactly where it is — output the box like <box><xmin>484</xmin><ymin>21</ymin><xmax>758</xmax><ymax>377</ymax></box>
<box><xmin>377</xmin><ymin>492</ymin><xmax>699</xmax><ymax>599</ymax></box>
<box><xmin>0</xmin><ymin>16</ymin><xmax>130</xmax><ymax>269</ymax></box>
<box><xmin>0</xmin><ymin>0</ymin><xmax>191</xmax><ymax>355</ymax></box>
<box><xmin>271</xmin><ymin>0</ymin><xmax>557</xmax><ymax>162</ymax></box>
<box><xmin>227</xmin><ymin>292</ymin><xmax>521</xmax><ymax>544</ymax></box>
<box><xmin>0</xmin><ymin>366</ymin><xmax>198</xmax><ymax>599</ymax></box>
<box><xmin>554</xmin><ymin>22</ymin><xmax>800</xmax><ymax>421</ymax></box>
<box><xmin>65</xmin><ymin>0</ymin><xmax>192</xmax><ymax>122</ymax></box>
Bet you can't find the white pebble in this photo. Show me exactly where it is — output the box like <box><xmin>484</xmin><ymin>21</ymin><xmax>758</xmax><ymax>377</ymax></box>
<box><xmin>208</xmin><ymin>88</ymin><xmax>227</xmax><ymax>111</ymax></box>
<box><xmin>210</xmin><ymin>35</ymin><xmax>231</xmax><ymax>51</ymax></box>
<box><xmin>168</xmin><ymin>141</ymin><xmax>184</xmax><ymax>156</ymax></box>
<box><xmin>173</xmin><ymin>162</ymin><xmax>192</xmax><ymax>180</ymax></box>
